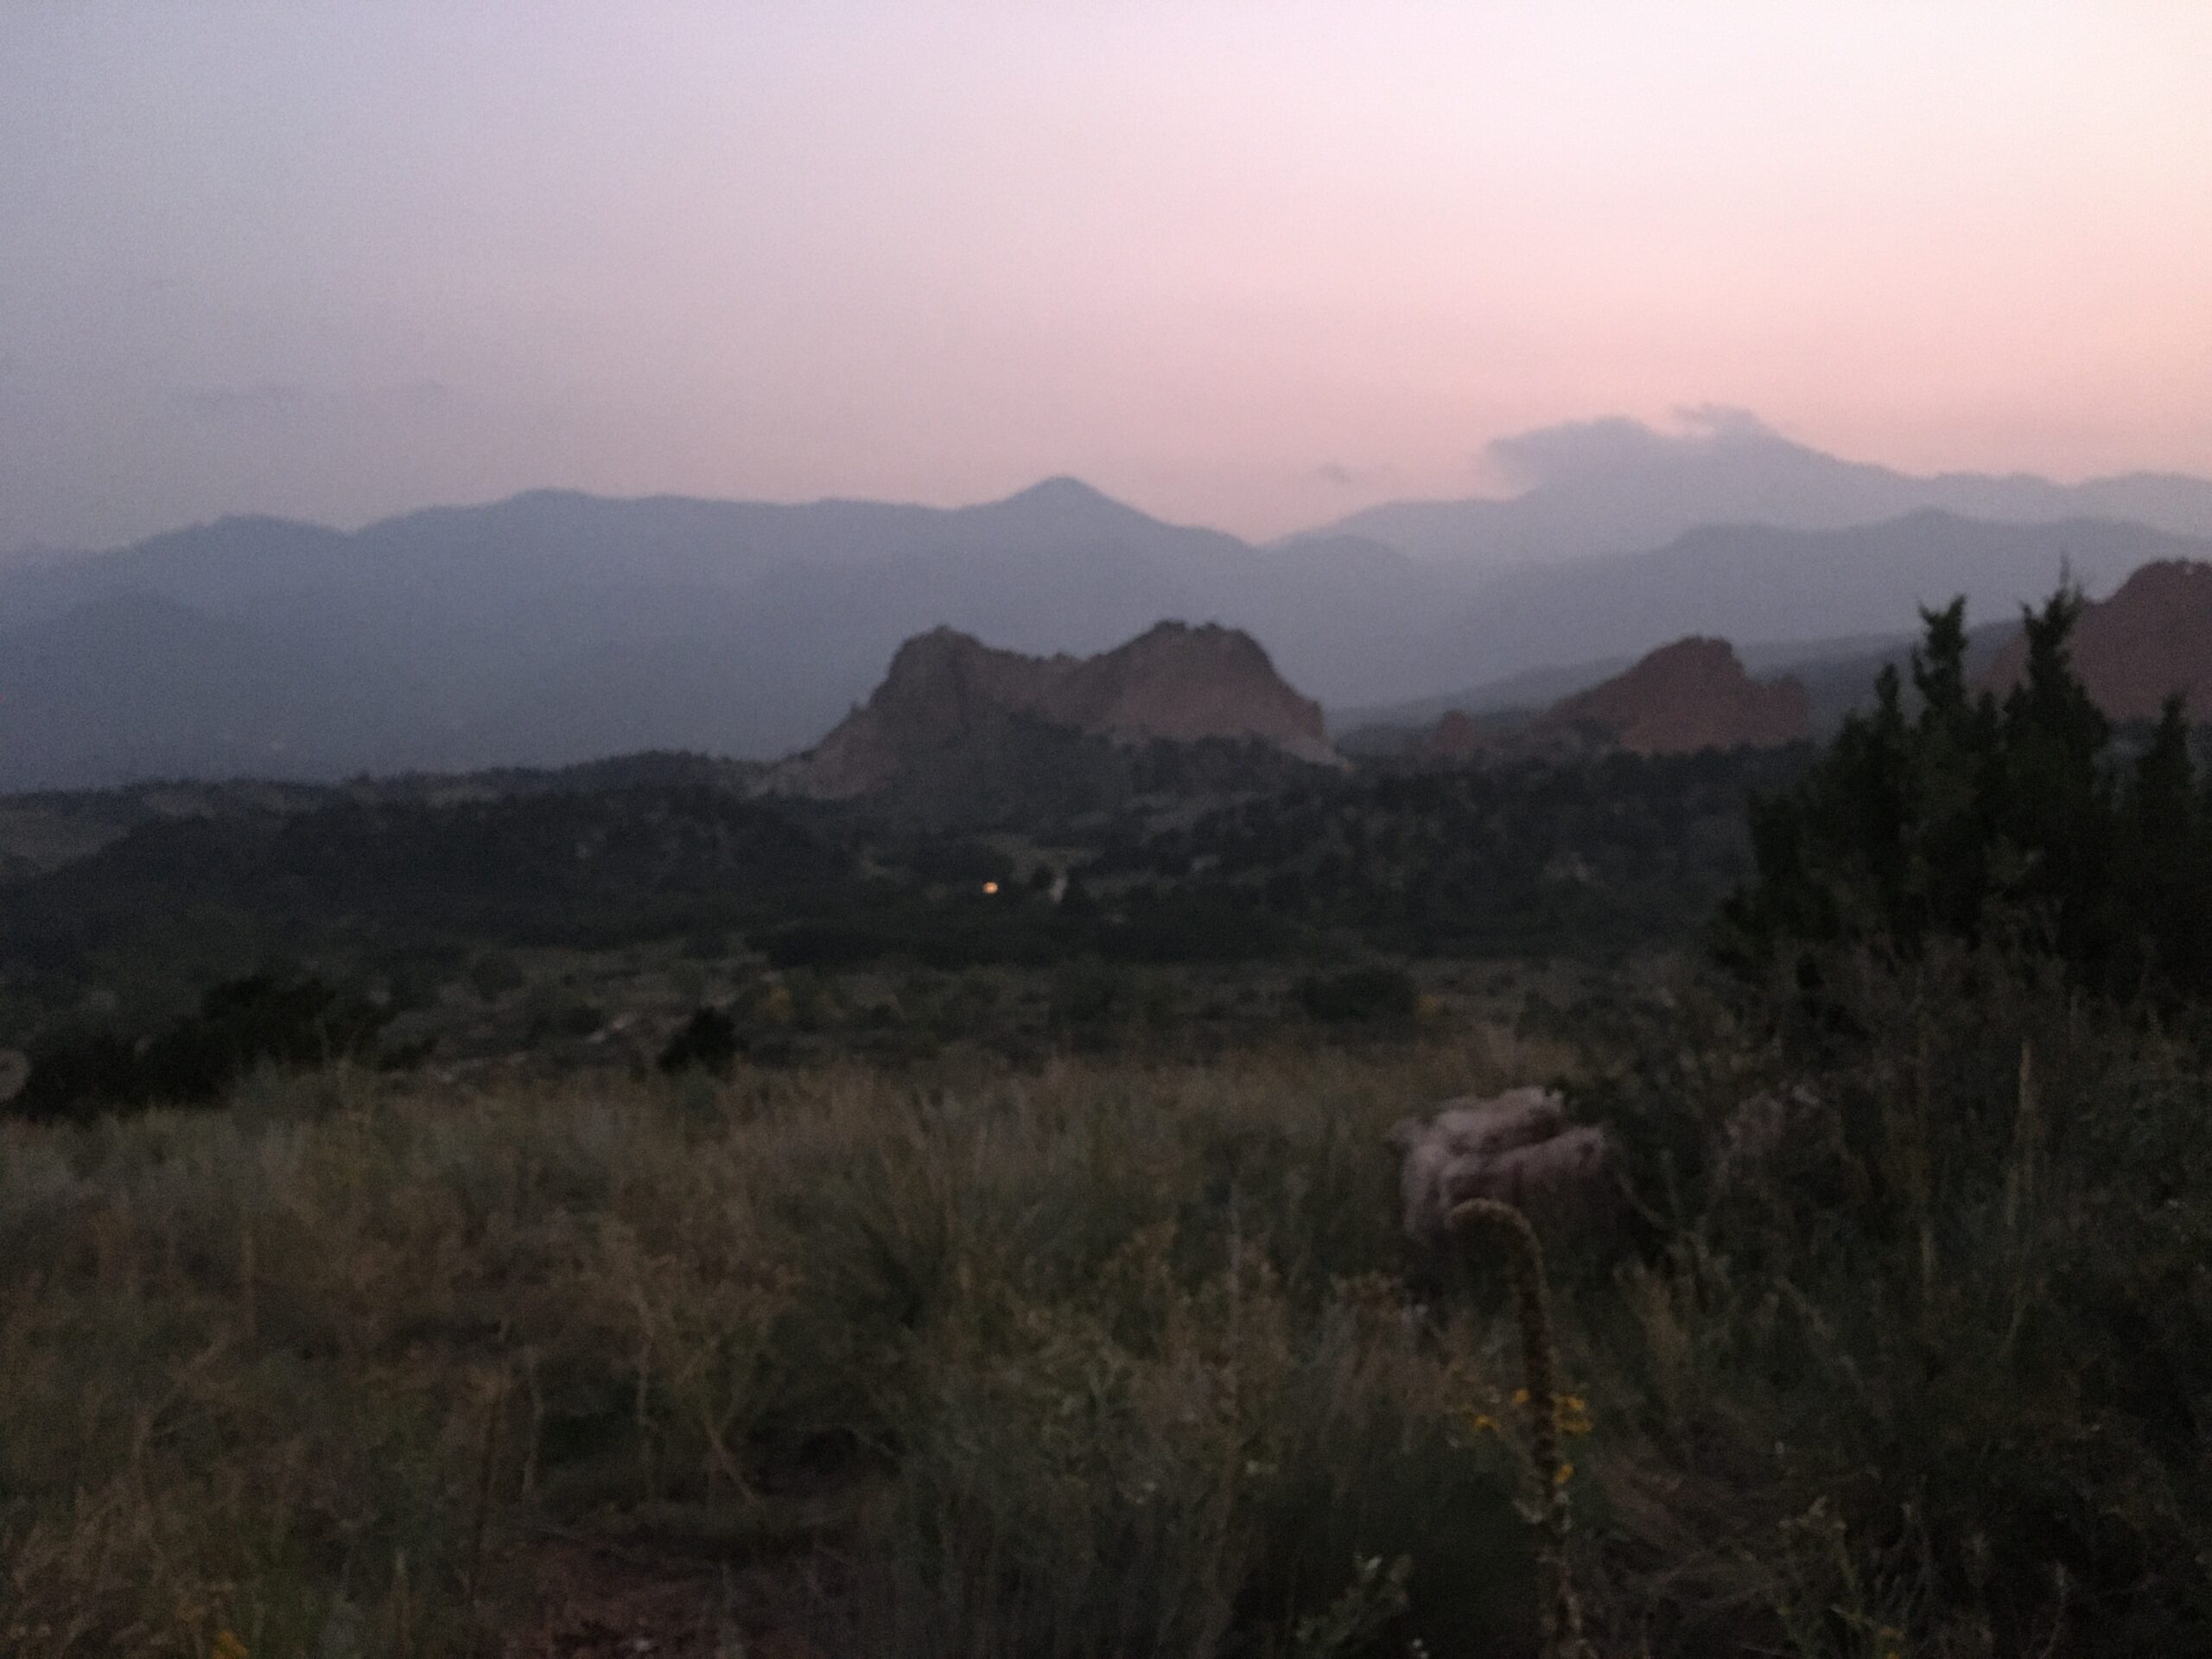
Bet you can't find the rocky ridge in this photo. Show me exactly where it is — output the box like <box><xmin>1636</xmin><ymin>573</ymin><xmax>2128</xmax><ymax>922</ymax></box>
<box><xmin>765</xmin><ymin>621</ymin><xmax>1337</xmax><ymax>800</ymax></box>
<box><xmin>1533</xmin><ymin>636</ymin><xmax>1810</xmax><ymax>754</ymax></box>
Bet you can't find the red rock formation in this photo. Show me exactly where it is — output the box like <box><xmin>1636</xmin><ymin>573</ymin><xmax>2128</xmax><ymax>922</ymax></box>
<box><xmin>1980</xmin><ymin>560</ymin><xmax>2212</xmax><ymax>722</ymax></box>
<box><xmin>767</xmin><ymin>621</ymin><xmax>1336</xmax><ymax>798</ymax></box>
<box><xmin>1534</xmin><ymin>636</ymin><xmax>1809</xmax><ymax>754</ymax></box>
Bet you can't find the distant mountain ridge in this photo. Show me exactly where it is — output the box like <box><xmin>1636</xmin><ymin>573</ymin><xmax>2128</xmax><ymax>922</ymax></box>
<box><xmin>1299</xmin><ymin>412</ymin><xmax>2212</xmax><ymax>568</ymax></box>
<box><xmin>0</xmin><ymin>479</ymin><xmax>1463</xmax><ymax>789</ymax></box>
<box><xmin>8</xmin><ymin>416</ymin><xmax>2212</xmax><ymax>792</ymax></box>
<box><xmin>1400</xmin><ymin>512</ymin><xmax>2212</xmax><ymax>703</ymax></box>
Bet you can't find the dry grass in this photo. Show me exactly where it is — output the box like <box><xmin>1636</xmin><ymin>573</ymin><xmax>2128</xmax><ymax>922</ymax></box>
<box><xmin>7</xmin><ymin>963</ymin><xmax>2211</xmax><ymax>1656</ymax></box>
<box><xmin>0</xmin><ymin>1029</ymin><xmax>1566</xmax><ymax>1657</ymax></box>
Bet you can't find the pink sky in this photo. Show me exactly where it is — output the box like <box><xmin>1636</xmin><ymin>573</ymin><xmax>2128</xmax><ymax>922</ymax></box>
<box><xmin>3</xmin><ymin>2</ymin><xmax>2209</xmax><ymax>547</ymax></box>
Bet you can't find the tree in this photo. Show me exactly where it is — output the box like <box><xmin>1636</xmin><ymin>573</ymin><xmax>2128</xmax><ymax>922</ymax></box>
<box><xmin>1721</xmin><ymin>586</ymin><xmax>2211</xmax><ymax>1001</ymax></box>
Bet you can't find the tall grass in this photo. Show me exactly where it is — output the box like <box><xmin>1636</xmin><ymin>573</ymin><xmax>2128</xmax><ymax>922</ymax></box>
<box><xmin>4</xmin><ymin>964</ymin><xmax>2209</xmax><ymax>1656</ymax></box>
<box><xmin>1573</xmin><ymin>948</ymin><xmax>2212</xmax><ymax>1655</ymax></box>
<box><xmin>0</xmin><ymin>1033</ymin><xmax>1560</xmax><ymax>1656</ymax></box>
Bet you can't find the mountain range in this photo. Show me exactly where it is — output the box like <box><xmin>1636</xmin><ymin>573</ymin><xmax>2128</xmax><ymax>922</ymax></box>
<box><xmin>6</xmin><ymin>415</ymin><xmax>2210</xmax><ymax>792</ymax></box>
<box><xmin>1301</xmin><ymin>410</ymin><xmax>2212</xmax><ymax>567</ymax></box>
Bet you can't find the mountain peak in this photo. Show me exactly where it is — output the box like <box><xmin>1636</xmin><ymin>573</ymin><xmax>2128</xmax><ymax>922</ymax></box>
<box><xmin>1008</xmin><ymin>474</ymin><xmax>1112</xmax><ymax>502</ymax></box>
<box><xmin>988</xmin><ymin>476</ymin><xmax>1137</xmax><ymax>518</ymax></box>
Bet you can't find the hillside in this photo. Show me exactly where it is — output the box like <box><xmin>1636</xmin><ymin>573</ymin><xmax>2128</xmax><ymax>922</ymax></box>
<box><xmin>764</xmin><ymin>621</ymin><xmax>1338</xmax><ymax>810</ymax></box>
<box><xmin>1532</xmin><ymin>638</ymin><xmax>1811</xmax><ymax>754</ymax></box>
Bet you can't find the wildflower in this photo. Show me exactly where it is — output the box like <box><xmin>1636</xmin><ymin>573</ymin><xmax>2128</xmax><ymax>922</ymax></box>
<box><xmin>213</xmin><ymin>1633</ymin><xmax>249</xmax><ymax>1659</ymax></box>
<box><xmin>1554</xmin><ymin>1460</ymin><xmax>1573</xmax><ymax>1485</ymax></box>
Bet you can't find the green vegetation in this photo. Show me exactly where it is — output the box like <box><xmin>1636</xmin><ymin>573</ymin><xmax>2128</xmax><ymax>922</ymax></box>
<box><xmin>1726</xmin><ymin>592</ymin><xmax>2212</xmax><ymax>997</ymax></box>
<box><xmin>1294</xmin><ymin>966</ymin><xmax>1421</xmax><ymax>1027</ymax></box>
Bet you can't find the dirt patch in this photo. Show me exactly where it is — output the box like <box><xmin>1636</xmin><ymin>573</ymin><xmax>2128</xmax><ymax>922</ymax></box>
<box><xmin>502</xmin><ymin>1538</ymin><xmax>834</xmax><ymax>1659</ymax></box>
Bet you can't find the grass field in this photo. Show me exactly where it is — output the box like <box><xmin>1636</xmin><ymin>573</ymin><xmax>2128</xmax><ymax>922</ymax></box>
<box><xmin>5</xmin><ymin>952</ymin><xmax>2210</xmax><ymax>1656</ymax></box>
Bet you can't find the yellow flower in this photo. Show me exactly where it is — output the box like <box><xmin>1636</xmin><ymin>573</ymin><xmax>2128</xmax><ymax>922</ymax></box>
<box><xmin>1511</xmin><ymin>1388</ymin><xmax>1530</xmax><ymax>1405</ymax></box>
<box><xmin>213</xmin><ymin>1633</ymin><xmax>249</xmax><ymax>1659</ymax></box>
<box><xmin>1554</xmin><ymin>1461</ymin><xmax>1573</xmax><ymax>1484</ymax></box>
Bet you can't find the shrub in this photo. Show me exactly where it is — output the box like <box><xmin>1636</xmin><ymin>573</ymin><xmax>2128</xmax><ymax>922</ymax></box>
<box><xmin>657</xmin><ymin>1006</ymin><xmax>741</xmax><ymax>1075</ymax></box>
<box><xmin>13</xmin><ymin>974</ymin><xmax>387</xmax><ymax>1121</ymax></box>
<box><xmin>1297</xmin><ymin>966</ymin><xmax>1421</xmax><ymax>1026</ymax></box>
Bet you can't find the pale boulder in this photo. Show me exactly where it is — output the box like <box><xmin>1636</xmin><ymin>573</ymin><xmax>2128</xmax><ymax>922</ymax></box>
<box><xmin>1388</xmin><ymin>1087</ymin><xmax>1619</xmax><ymax>1238</ymax></box>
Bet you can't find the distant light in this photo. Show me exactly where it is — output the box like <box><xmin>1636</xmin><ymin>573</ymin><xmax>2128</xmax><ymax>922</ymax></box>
<box><xmin>982</xmin><ymin>880</ymin><xmax>1000</xmax><ymax>895</ymax></box>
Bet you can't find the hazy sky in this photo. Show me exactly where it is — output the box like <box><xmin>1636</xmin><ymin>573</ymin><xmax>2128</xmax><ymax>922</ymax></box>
<box><xmin>4</xmin><ymin>3</ymin><xmax>2209</xmax><ymax>549</ymax></box>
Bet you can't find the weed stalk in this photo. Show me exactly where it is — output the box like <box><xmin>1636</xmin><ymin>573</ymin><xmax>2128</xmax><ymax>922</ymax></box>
<box><xmin>1451</xmin><ymin>1197</ymin><xmax>1588</xmax><ymax>1659</ymax></box>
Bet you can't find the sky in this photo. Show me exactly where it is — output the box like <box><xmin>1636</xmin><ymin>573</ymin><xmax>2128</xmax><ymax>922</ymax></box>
<box><xmin>3</xmin><ymin>2</ymin><xmax>2210</xmax><ymax>550</ymax></box>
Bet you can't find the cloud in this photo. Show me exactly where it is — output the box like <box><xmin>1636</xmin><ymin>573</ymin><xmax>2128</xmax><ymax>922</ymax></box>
<box><xmin>1672</xmin><ymin>404</ymin><xmax>1780</xmax><ymax>442</ymax></box>
<box><xmin>1483</xmin><ymin>408</ymin><xmax>1789</xmax><ymax>488</ymax></box>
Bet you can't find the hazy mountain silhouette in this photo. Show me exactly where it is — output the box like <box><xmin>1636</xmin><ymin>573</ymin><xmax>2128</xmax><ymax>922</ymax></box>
<box><xmin>1335</xmin><ymin>515</ymin><xmax>2212</xmax><ymax>741</ymax></box>
<box><xmin>0</xmin><ymin>482</ymin><xmax>1453</xmax><ymax>788</ymax></box>
<box><xmin>1412</xmin><ymin>511</ymin><xmax>2210</xmax><ymax>694</ymax></box>
<box><xmin>7</xmin><ymin>420</ymin><xmax>2212</xmax><ymax>792</ymax></box>
<box><xmin>1303</xmin><ymin>410</ymin><xmax>2212</xmax><ymax>570</ymax></box>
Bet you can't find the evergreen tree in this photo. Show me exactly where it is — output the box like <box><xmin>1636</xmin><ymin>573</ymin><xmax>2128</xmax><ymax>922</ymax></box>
<box><xmin>1722</xmin><ymin>584</ymin><xmax>2211</xmax><ymax>1001</ymax></box>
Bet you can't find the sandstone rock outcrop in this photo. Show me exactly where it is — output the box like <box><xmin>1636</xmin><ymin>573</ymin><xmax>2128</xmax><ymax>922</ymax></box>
<box><xmin>1980</xmin><ymin>559</ymin><xmax>2212</xmax><ymax>722</ymax></box>
<box><xmin>1533</xmin><ymin>636</ymin><xmax>1809</xmax><ymax>754</ymax></box>
<box><xmin>1388</xmin><ymin>1087</ymin><xmax>1620</xmax><ymax>1239</ymax></box>
<box><xmin>766</xmin><ymin>621</ymin><xmax>1337</xmax><ymax>800</ymax></box>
